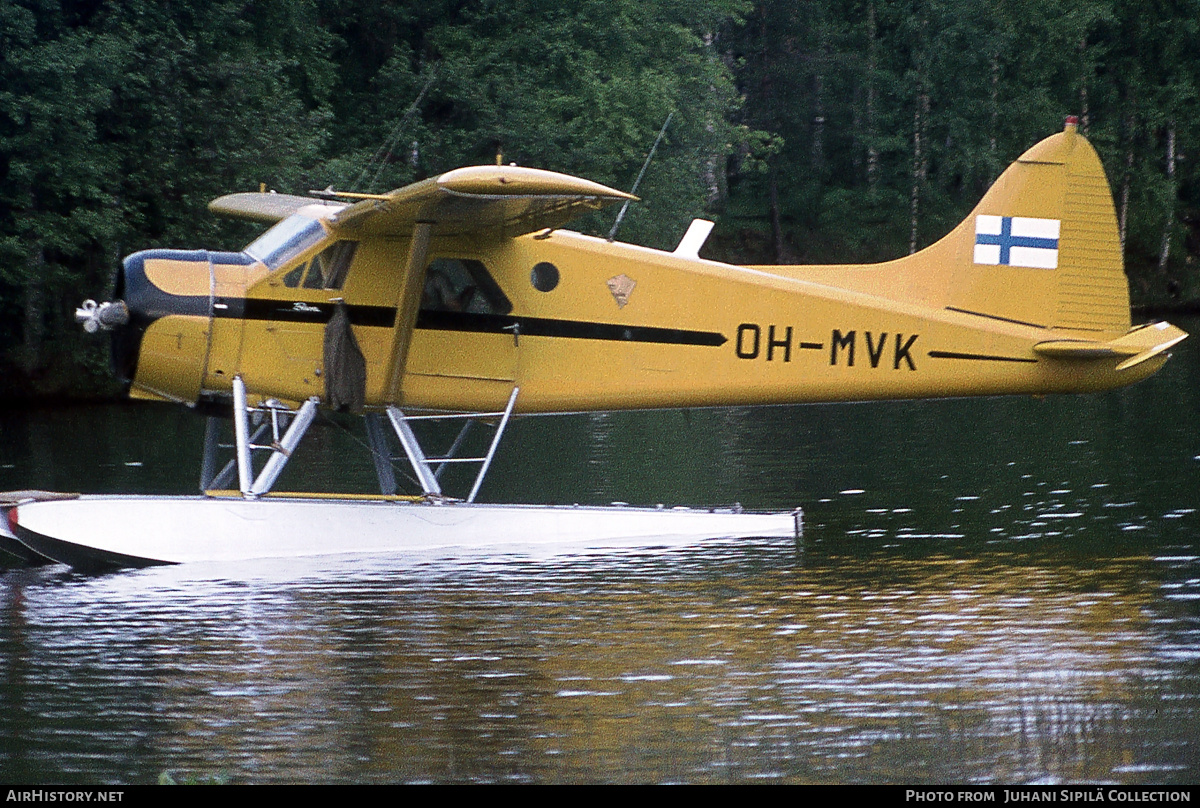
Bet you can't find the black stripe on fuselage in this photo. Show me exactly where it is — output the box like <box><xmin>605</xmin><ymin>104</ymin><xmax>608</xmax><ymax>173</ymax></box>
<box><xmin>136</xmin><ymin>289</ymin><xmax>726</xmax><ymax>347</ymax></box>
<box><xmin>415</xmin><ymin>310</ymin><xmax>728</xmax><ymax>347</ymax></box>
<box><xmin>230</xmin><ymin>299</ymin><xmax>397</xmax><ymax>328</ymax></box>
<box><xmin>944</xmin><ymin>305</ymin><xmax>1047</xmax><ymax>330</ymax></box>
<box><xmin>223</xmin><ymin>304</ymin><xmax>727</xmax><ymax>347</ymax></box>
<box><xmin>927</xmin><ymin>350</ymin><xmax>1038</xmax><ymax>363</ymax></box>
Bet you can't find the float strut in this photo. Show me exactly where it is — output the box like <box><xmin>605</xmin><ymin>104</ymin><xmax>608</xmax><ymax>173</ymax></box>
<box><xmin>435</xmin><ymin>420</ymin><xmax>472</xmax><ymax>480</ymax></box>
<box><xmin>386</xmin><ymin>408</ymin><xmax>442</xmax><ymax>497</ymax></box>
<box><xmin>200</xmin><ymin>416</ymin><xmax>221</xmax><ymax>491</ymax></box>
<box><xmin>206</xmin><ymin>423</ymin><xmax>269</xmax><ymax>492</ymax></box>
<box><xmin>233</xmin><ymin>376</ymin><xmax>253</xmax><ymax>496</ymax></box>
<box><xmin>249</xmin><ymin>398</ymin><xmax>319</xmax><ymax>497</ymax></box>
<box><xmin>363</xmin><ymin>413</ymin><xmax>399</xmax><ymax>495</ymax></box>
<box><xmin>467</xmin><ymin>387</ymin><xmax>519</xmax><ymax>503</ymax></box>
<box><xmin>383</xmin><ymin>387</ymin><xmax>519</xmax><ymax>501</ymax></box>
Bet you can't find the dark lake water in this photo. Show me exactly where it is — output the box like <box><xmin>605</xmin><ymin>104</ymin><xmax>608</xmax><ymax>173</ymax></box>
<box><xmin>1</xmin><ymin>318</ymin><xmax>1199</xmax><ymax>784</ymax></box>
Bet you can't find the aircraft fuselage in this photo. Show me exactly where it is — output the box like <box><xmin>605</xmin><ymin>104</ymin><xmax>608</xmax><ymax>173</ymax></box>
<box><xmin>116</xmin><ymin>227</ymin><xmax>1169</xmax><ymax>414</ymax></box>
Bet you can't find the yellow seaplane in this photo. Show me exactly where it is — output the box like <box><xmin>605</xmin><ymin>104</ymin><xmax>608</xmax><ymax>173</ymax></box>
<box><xmin>1</xmin><ymin>117</ymin><xmax>1187</xmax><ymax>569</ymax></box>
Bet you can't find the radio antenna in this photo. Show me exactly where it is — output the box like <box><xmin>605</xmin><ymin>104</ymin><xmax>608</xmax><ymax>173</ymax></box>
<box><xmin>607</xmin><ymin>111</ymin><xmax>673</xmax><ymax>242</ymax></box>
<box><xmin>351</xmin><ymin>70</ymin><xmax>438</xmax><ymax>193</ymax></box>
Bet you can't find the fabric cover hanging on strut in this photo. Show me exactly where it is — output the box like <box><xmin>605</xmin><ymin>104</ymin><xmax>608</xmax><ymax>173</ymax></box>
<box><xmin>323</xmin><ymin>301</ymin><xmax>366</xmax><ymax>412</ymax></box>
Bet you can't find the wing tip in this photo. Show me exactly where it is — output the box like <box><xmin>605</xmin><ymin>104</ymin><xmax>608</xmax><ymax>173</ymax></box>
<box><xmin>209</xmin><ymin>192</ymin><xmax>346</xmax><ymax>224</ymax></box>
<box><xmin>435</xmin><ymin>165</ymin><xmax>635</xmax><ymax>201</ymax></box>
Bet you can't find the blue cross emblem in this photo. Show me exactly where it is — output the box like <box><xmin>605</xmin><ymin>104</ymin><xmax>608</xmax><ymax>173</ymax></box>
<box><xmin>975</xmin><ymin>216</ymin><xmax>1059</xmax><ymax>265</ymax></box>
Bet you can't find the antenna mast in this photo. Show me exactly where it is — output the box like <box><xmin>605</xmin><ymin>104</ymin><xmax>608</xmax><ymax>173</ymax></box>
<box><xmin>607</xmin><ymin>111</ymin><xmax>673</xmax><ymax>242</ymax></box>
<box><xmin>351</xmin><ymin>70</ymin><xmax>438</xmax><ymax>193</ymax></box>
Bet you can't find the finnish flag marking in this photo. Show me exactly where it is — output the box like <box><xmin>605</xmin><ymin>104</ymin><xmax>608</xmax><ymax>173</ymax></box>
<box><xmin>974</xmin><ymin>215</ymin><xmax>1060</xmax><ymax>269</ymax></box>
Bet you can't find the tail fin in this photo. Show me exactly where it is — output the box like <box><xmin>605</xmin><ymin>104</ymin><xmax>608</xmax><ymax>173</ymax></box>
<box><xmin>760</xmin><ymin>120</ymin><xmax>1131</xmax><ymax>338</ymax></box>
<box><xmin>943</xmin><ymin>118</ymin><xmax>1129</xmax><ymax>336</ymax></box>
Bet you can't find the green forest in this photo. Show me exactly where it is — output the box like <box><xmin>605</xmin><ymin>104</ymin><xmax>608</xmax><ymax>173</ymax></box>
<box><xmin>2</xmin><ymin>0</ymin><xmax>1198</xmax><ymax>400</ymax></box>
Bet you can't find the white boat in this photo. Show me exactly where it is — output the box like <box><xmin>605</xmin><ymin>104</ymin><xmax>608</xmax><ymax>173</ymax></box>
<box><xmin>7</xmin><ymin>494</ymin><xmax>801</xmax><ymax>569</ymax></box>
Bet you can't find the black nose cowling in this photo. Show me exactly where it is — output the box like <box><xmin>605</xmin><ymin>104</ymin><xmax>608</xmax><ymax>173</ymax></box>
<box><xmin>84</xmin><ymin>248</ymin><xmax>255</xmax><ymax>389</ymax></box>
<box><xmin>89</xmin><ymin>249</ymin><xmax>212</xmax><ymax>384</ymax></box>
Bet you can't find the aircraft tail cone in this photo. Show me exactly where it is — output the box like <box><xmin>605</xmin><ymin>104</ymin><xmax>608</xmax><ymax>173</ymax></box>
<box><xmin>1111</xmin><ymin>322</ymin><xmax>1188</xmax><ymax>371</ymax></box>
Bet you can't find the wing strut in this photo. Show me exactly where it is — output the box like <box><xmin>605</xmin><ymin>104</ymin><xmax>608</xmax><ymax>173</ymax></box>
<box><xmin>383</xmin><ymin>222</ymin><xmax>433</xmax><ymax>404</ymax></box>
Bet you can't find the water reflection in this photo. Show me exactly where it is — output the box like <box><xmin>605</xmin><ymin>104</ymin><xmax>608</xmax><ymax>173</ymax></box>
<box><xmin>0</xmin><ymin>532</ymin><xmax>1195</xmax><ymax>784</ymax></box>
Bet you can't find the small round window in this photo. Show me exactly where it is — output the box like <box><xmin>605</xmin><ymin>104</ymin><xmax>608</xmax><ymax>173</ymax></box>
<box><xmin>530</xmin><ymin>262</ymin><xmax>560</xmax><ymax>292</ymax></box>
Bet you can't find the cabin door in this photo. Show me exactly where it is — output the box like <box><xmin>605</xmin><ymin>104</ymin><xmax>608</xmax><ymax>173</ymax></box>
<box><xmin>406</xmin><ymin>256</ymin><xmax>519</xmax><ymax>382</ymax></box>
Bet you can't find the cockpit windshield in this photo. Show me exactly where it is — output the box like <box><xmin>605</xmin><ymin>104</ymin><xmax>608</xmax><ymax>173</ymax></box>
<box><xmin>244</xmin><ymin>215</ymin><xmax>328</xmax><ymax>270</ymax></box>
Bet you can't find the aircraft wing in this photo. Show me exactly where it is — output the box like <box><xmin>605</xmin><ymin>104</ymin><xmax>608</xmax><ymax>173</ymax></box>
<box><xmin>208</xmin><ymin>192</ymin><xmax>347</xmax><ymax>224</ymax></box>
<box><xmin>209</xmin><ymin>166</ymin><xmax>634</xmax><ymax>236</ymax></box>
<box><xmin>329</xmin><ymin>165</ymin><xmax>636</xmax><ymax>238</ymax></box>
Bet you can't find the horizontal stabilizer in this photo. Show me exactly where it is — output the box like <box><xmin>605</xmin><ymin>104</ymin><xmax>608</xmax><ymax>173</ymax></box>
<box><xmin>1031</xmin><ymin>341</ymin><xmax>1119</xmax><ymax>359</ymax></box>
<box><xmin>1033</xmin><ymin>321</ymin><xmax>1187</xmax><ymax>370</ymax></box>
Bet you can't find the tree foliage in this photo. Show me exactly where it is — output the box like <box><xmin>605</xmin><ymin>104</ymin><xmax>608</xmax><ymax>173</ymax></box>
<box><xmin>1</xmin><ymin>0</ymin><xmax>1198</xmax><ymax>398</ymax></box>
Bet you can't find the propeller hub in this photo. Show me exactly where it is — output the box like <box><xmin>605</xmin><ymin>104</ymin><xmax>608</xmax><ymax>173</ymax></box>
<box><xmin>75</xmin><ymin>299</ymin><xmax>130</xmax><ymax>333</ymax></box>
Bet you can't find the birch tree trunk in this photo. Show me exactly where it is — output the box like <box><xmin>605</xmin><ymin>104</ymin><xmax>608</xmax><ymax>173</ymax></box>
<box><xmin>909</xmin><ymin>92</ymin><xmax>929</xmax><ymax>255</ymax></box>
<box><xmin>1157</xmin><ymin>122</ymin><xmax>1177</xmax><ymax>276</ymax></box>
<box><xmin>1119</xmin><ymin>113</ymin><xmax>1135</xmax><ymax>251</ymax></box>
<box><xmin>701</xmin><ymin>30</ymin><xmax>723</xmax><ymax>209</ymax></box>
<box><xmin>769</xmin><ymin>164</ymin><xmax>784</xmax><ymax>262</ymax></box>
<box><xmin>1078</xmin><ymin>37</ymin><xmax>1090</xmax><ymax>136</ymax></box>
<box><xmin>989</xmin><ymin>53</ymin><xmax>999</xmax><ymax>178</ymax></box>
<box><xmin>812</xmin><ymin>74</ymin><xmax>826</xmax><ymax>176</ymax></box>
<box><xmin>865</xmin><ymin>2</ymin><xmax>879</xmax><ymax>190</ymax></box>
<box><xmin>22</xmin><ymin>246</ymin><xmax>46</xmax><ymax>374</ymax></box>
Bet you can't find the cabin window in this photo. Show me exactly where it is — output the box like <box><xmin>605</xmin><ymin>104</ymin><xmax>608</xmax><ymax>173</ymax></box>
<box><xmin>281</xmin><ymin>240</ymin><xmax>358</xmax><ymax>290</ymax></box>
<box><xmin>422</xmin><ymin>258</ymin><xmax>512</xmax><ymax>315</ymax></box>
<box><xmin>530</xmin><ymin>261</ymin><xmax>559</xmax><ymax>292</ymax></box>
<box><xmin>282</xmin><ymin>263</ymin><xmax>306</xmax><ymax>287</ymax></box>
<box><xmin>245</xmin><ymin>215</ymin><xmax>327</xmax><ymax>271</ymax></box>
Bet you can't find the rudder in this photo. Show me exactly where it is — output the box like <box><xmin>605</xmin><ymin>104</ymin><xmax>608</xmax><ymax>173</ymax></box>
<box><xmin>947</xmin><ymin>118</ymin><xmax>1130</xmax><ymax>336</ymax></box>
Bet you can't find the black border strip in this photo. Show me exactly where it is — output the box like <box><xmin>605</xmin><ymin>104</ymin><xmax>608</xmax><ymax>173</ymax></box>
<box><xmin>416</xmin><ymin>310</ymin><xmax>728</xmax><ymax>347</ymax></box>
<box><xmin>14</xmin><ymin>525</ymin><xmax>170</xmax><ymax>571</ymax></box>
<box><xmin>231</xmin><ymin>299</ymin><xmax>397</xmax><ymax>328</ymax></box>
<box><xmin>928</xmin><ymin>350</ymin><xmax>1038</xmax><ymax>363</ymax></box>
<box><xmin>0</xmin><ymin>533</ymin><xmax>54</xmax><ymax>565</ymax></box>
<box><xmin>945</xmin><ymin>306</ymin><xmax>1046</xmax><ymax>329</ymax></box>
